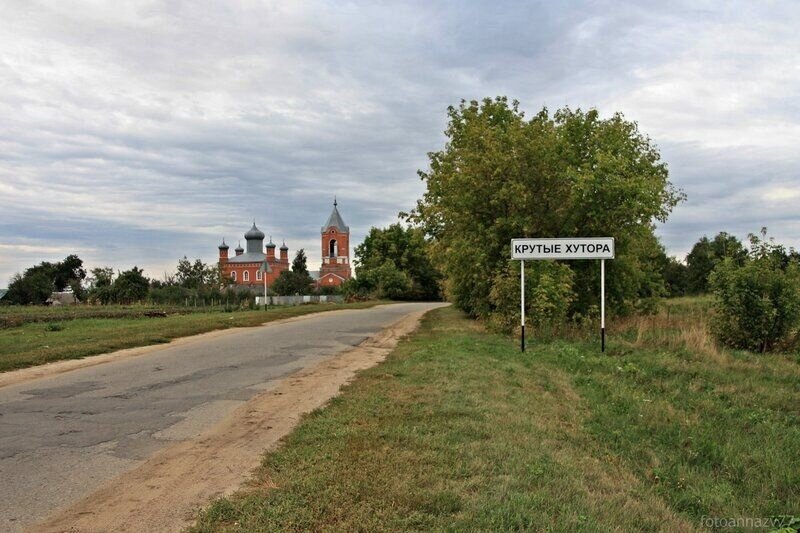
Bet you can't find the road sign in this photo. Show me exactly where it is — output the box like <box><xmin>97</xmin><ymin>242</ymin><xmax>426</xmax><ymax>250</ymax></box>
<box><xmin>511</xmin><ymin>237</ymin><xmax>615</xmax><ymax>260</ymax></box>
<box><xmin>512</xmin><ymin>237</ymin><xmax>614</xmax><ymax>353</ymax></box>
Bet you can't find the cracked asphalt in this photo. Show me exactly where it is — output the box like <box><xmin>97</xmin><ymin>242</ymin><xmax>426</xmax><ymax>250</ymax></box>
<box><xmin>0</xmin><ymin>302</ymin><xmax>438</xmax><ymax>531</ymax></box>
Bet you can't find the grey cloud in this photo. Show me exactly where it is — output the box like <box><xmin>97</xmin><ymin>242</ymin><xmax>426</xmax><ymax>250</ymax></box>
<box><xmin>1</xmin><ymin>0</ymin><xmax>799</xmax><ymax>284</ymax></box>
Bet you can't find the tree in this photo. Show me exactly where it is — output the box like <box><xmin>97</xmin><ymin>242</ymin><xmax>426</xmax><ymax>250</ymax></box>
<box><xmin>353</xmin><ymin>224</ymin><xmax>442</xmax><ymax>300</ymax></box>
<box><xmin>408</xmin><ymin>98</ymin><xmax>684</xmax><ymax>323</ymax></box>
<box><xmin>686</xmin><ymin>232</ymin><xmax>747</xmax><ymax>293</ymax></box>
<box><xmin>175</xmin><ymin>257</ymin><xmax>217</xmax><ymax>289</ymax></box>
<box><xmin>53</xmin><ymin>254</ymin><xmax>86</xmax><ymax>291</ymax></box>
<box><xmin>272</xmin><ymin>249</ymin><xmax>315</xmax><ymax>295</ymax></box>
<box><xmin>710</xmin><ymin>229</ymin><xmax>800</xmax><ymax>352</ymax></box>
<box><xmin>662</xmin><ymin>256</ymin><xmax>690</xmax><ymax>297</ymax></box>
<box><xmin>4</xmin><ymin>255</ymin><xmax>86</xmax><ymax>305</ymax></box>
<box><xmin>113</xmin><ymin>267</ymin><xmax>150</xmax><ymax>303</ymax></box>
<box><xmin>369</xmin><ymin>260</ymin><xmax>412</xmax><ymax>299</ymax></box>
<box><xmin>4</xmin><ymin>271</ymin><xmax>54</xmax><ymax>305</ymax></box>
<box><xmin>87</xmin><ymin>267</ymin><xmax>116</xmax><ymax>304</ymax></box>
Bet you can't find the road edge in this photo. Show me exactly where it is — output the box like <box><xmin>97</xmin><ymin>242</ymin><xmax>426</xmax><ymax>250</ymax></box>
<box><xmin>0</xmin><ymin>304</ymin><xmax>388</xmax><ymax>390</ymax></box>
<box><xmin>29</xmin><ymin>304</ymin><xmax>446</xmax><ymax>533</ymax></box>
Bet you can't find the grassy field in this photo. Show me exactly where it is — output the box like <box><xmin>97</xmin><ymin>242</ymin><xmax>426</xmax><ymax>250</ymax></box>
<box><xmin>192</xmin><ymin>302</ymin><xmax>800</xmax><ymax>532</ymax></box>
<box><xmin>0</xmin><ymin>302</ymin><xmax>383</xmax><ymax>373</ymax></box>
<box><xmin>0</xmin><ymin>303</ymin><xmax>215</xmax><ymax>329</ymax></box>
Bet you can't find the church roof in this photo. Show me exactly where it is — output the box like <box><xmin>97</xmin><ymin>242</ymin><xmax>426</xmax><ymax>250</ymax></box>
<box><xmin>322</xmin><ymin>200</ymin><xmax>348</xmax><ymax>232</ymax></box>
<box><xmin>218</xmin><ymin>238</ymin><xmax>229</xmax><ymax>250</ymax></box>
<box><xmin>245</xmin><ymin>222</ymin><xmax>265</xmax><ymax>241</ymax></box>
<box><xmin>228</xmin><ymin>252</ymin><xmax>268</xmax><ymax>264</ymax></box>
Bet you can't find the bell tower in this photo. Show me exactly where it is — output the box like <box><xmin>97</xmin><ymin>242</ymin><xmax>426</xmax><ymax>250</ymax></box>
<box><xmin>319</xmin><ymin>197</ymin><xmax>351</xmax><ymax>286</ymax></box>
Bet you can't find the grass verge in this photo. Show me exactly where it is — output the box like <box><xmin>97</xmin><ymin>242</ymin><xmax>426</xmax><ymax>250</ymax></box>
<box><xmin>0</xmin><ymin>301</ymin><xmax>383</xmax><ymax>373</ymax></box>
<box><xmin>192</xmin><ymin>305</ymin><xmax>800</xmax><ymax>532</ymax></box>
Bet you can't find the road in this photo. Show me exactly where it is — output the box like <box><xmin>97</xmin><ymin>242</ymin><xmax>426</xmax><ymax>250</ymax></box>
<box><xmin>0</xmin><ymin>302</ymin><xmax>441</xmax><ymax>531</ymax></box>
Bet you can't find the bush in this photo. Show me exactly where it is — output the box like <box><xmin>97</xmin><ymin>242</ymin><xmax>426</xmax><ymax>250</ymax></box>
<box><xmin>371</xmin><ymin>260</ymin><xmax>413</xmax><ymax>300</ymax></box>
<box><xmin>709</xmin><ymin>231</ymin><xmax>800</xmax><ymax>352</ymax></box>
<box><xmin>487</xmin><ymin>261</ymin><xmax>575</xmax><ymax>333</ymax></box>
<box><xmin>340</xmin><ymin>278</ymin><xmax>372</xmax><ymax>301</ymax></box>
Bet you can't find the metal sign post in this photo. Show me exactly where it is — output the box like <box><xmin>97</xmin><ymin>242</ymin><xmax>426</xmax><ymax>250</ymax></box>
<box><xmin>259</xmin><ymin>260</ymin><xmax>272</xmax><ymax>311</ymax></box>
<box><xmin>520</xmin><ymin>260</ymin><xmax>525</xmax><ymax>352</ymax></box>
<box><xmin>601</xmin><ymin>259</ymin><xmax>606</xmax><ymax>352</ymax></box>
<box><xmin>511</xmin><ymin>237</ymin><xmax>614</xmax><ymax>353</ymax></box>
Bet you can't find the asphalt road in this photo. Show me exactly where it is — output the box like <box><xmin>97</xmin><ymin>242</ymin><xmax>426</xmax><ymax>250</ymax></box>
<box><xmin>0</xmin><ymin>302</ymin><xmax>440</xmax><ymax>531</ymax></box>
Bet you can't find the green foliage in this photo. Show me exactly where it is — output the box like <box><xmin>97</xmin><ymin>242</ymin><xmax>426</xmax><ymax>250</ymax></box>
<box><xmin>4</xmin><ymin>254</ymin><xmax>86</xmax><ymax>305</ymax></box>
<box><xmin>44</xmin><ymin>322</ymin><xmax>63</xmax><ymax>332</ymax></box>
<box><xmin>4</xmin><ymin>271</ymin><xmax>54</xmax><ymax>305</ymax></box>
<box><xmin>113</xmin><ymin>266</ymin><xmax>150</xmax><ymax>304</ymax></box>
<box><xmin>272</xmin><ymin>249</ymin><xmax>315</xmax><ymax>296</ymax></box>
<box><xmin>487</xmin><ymin>261</ymin><xmax>575</xmax><ymax>333</ymax></box>
<box><xmin>87</xmin><ymin>266</ymin><xmax>149</xmax><ymax>304</ymax></box>
<box><xmin>175</xmin><ymin>257</ymin><xmax>218</xmax><ymax>289</ymax></box>
<box><xmin>709</xmin><ymin>230</ymin><xmax>800</xmax><ymax>352</ymax></box>
<box><xmin>148</xmin><ymin>284</ymin><xmax>193</xmax><ymax>305</ymax></box>
<box><xmin>661</xmin><ymin>256</ymin><xmax>690</xmax><ymax>297</ymax></box>
<box><xmin>291</xmin><ymin>249</ymin><xmax>310</xmax><ymax>275</ymax></box>
<box><xmin>409</xmin><ymin>97</ymin><xmax>683</xmax><ymax>321</ymax></box>
<box><xmin>354</xmin><ymin>224</ymin><xmax>442</xmax><ymax>300</ymax></box>
<box><xmin>340</xmin><ymin>276</ymin><xmax>373</xmax><ymax>301</ymax></box>
<box><xmin>52</xmin><ymin>254</ymin><xmax>86</xmax><ymax>291</ymax></box>
<box><xmin>87</xmin><ymin>267</ymin><xmax>116</xmax><ymax>304</ymax></box>
<box><xmin>686</xmin><ymin>232</ymin><xmax>747</xmax><ymax>293</ymax></box>
<box><xmin>370</xmin><ymin>259</ymin><xmax>413</xmax><ymax>300</ymax></box>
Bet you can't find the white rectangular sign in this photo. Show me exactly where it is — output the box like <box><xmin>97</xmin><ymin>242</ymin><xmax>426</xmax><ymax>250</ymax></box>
<box><xmin>511</xmin><ymin>237</ymin><xmax>615</xmax><ymax>260</ymax></box>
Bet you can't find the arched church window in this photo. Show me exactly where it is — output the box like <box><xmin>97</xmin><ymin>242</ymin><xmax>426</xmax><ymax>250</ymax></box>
<box><xmin>231</xmin><ymin>271</ymin><xmax>236</xmax><ymax>281</ymax></box>
<box><xmin>243</xmin><ymin>271</ymin><xmax>249</xmax><ymax>282</ymax></box>
<box><xmin>329</xmin><ymin>239</ymin><xmax>337</xmax><ymax>257</ymax></box>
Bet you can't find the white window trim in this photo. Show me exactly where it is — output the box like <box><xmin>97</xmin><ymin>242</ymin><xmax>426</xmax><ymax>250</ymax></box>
<box><xmin>231</xmin><ymin>271</ymin><xmax>237</xmax><ymax>281</ymax></box>
<box><xmin>243</xmin><ymin>270</ymin><xmax>250</xmax><ymax>282</ymax></box>
<box><xmin>256</xmin><ymin>270</ymin><xmax>262</xmax><ymax>281</ymax></box>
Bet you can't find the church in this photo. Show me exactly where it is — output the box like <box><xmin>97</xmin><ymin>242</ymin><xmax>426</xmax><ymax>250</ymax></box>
<box><xmin>218</xmin><ymin>200</ymin><xmax>352</xmax><ymax>289</ymax></box>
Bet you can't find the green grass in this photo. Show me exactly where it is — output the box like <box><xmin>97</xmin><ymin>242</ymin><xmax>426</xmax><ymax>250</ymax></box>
<box><xmin>0</xmin><ymin>303</ymin><xmax>231</xmax><ymax>329</ymax></box>
<box><xmin>0</xmin><ymin>302</ymin><xmax>383</xmax><ymax>372</ymax></box>
<box><xmin>192</xmin><ymin>304</ymin><xmax>800</xmax><ymax>532</ymax></box>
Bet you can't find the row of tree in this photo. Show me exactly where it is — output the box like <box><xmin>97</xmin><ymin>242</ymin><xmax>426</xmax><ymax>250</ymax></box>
<box><xmin>657</xmin><ymin>231</ymin><xmax>800</xmax><ymax>297</ymax></box>
<box><xmin>2</xmin><ymin>255</ymin><xmax>87</xmax><ymax>305</ymax></box>
<box><xmin>1</xmin><ymin>248</ymin><xmax>328</xmax><ymax>306</ymax></box>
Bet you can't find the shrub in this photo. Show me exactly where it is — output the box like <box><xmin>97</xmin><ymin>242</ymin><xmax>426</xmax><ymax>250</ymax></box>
<box><xmin>709</xmin><ymin>231</ymin><xmax>800</xmax><ymax>352</ymax></box>
<box><xmin>370</xmin><ymin>260</ymin><xmax>413</xmax><ymax>300</ymax></box>
<box><xmin>487</xmin><ymin>260</ymin><xmax>575</xmax><ymax>333</ymax></box>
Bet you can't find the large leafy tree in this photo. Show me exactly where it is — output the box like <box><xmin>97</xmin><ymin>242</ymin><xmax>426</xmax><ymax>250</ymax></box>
<box><xmin>353</xmin><ymin>224</ymin><xmax>442</xmax><ymax>300</ymax></box>
<box><xmin>409</xmin><ymin>98</ymin><xmax>684</xmax><ymax>320</ymax></box>
<box><xmin>4</xmin><ymin>255</ymin><xmax>86</xmax><ymax>305</ymax></box>
<box><xmin>686</xmin><ymin>232</ymin><xmax>747</xmax><ymax>293</ymax></box>
<box><xmin>113</xmin><ymin>267</ymin><xmax>150</xmax><ymax>303</ymax></box>
<box><xmin>272</xmin><ymin>249</ymin><xmax>315</xmax><ymax>295</ymax></box>
<box><xmin>87</xmin><ymin>267</ymin><xmax>116</xmax><ymax>304</ymax></box>
<box><xmin>175</xmin><ymin>257</ymin><xmax>218</xmax><ymax>289</ymax></box>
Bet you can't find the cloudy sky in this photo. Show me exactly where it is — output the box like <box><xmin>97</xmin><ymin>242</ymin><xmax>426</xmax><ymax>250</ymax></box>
<box><xmin>1</xmin><ymin>0</ymin><xmax>798</xmax><ymax>284</ymax></box>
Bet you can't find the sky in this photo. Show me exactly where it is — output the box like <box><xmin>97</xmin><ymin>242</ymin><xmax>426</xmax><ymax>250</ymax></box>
<box><xmin>1</xmin><ymin>0</ymin><xmax>799</xmax><ymax>284</ymax></box>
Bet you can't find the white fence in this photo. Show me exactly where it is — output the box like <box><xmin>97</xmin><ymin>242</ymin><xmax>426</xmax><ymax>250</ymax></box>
<box><xmin>255</xmin><ymin>295</ymin><xmax>344</xmax><ymax>306</ymax></box>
